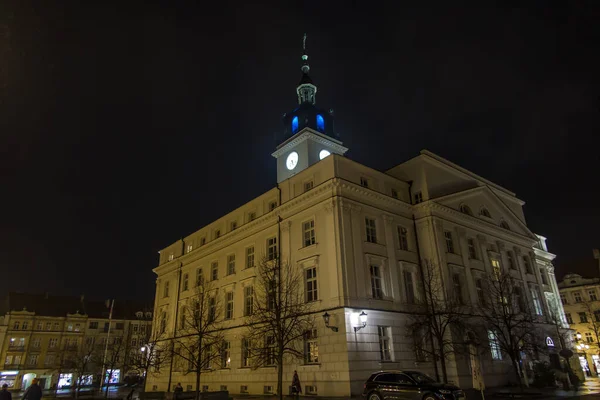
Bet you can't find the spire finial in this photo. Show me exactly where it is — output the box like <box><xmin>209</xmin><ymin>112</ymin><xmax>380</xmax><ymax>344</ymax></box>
<box><xmin>301</xmin><ymin>33</ymin><xmax>310</xmax><ymax>74</ymax></box>
<box><xmin>303</xmin><ymin>33</ymin><xmax>307</xmax><ymax>52</ymax></box>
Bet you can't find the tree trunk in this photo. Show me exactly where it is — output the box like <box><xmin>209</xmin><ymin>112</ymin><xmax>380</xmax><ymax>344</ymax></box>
<box><xmin>277</xmin><ymin>353</ymin><xmax>284</xmax><ymax>400</ymax></box>
<box><xmin>511</xmin><ymin>357</ymin><xmax>523</xmax><ymax>391</ymax></box>
<box><xmin>195</xmin><ymin>368</ymin><xmax>201</xmax><ymax>400</ymax></box>
<box><xmin>436</xmin><ymin>336</ymin><xmax>448</xmax><ymax>383</ymax></box>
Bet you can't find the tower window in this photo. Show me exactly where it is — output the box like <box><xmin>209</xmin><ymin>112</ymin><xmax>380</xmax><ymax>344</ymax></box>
<box><xmin>292</xmin><ymin>116</ymin><xmax>299</xmax><ymax>133</ymax></box>
<box><xmin>316</xmin><ymin>114</ymin><xmax>325</xmax><ymax>132</ymax></box>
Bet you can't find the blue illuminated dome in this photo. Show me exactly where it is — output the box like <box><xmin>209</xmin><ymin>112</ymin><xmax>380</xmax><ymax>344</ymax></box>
<box><xmin>316</xmin><ymin>114</ymin><xmax>325</xmax><ymax>132</ymax></box>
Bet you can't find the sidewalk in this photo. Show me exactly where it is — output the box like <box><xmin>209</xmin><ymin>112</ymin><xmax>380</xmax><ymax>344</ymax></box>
<box><xmin>464</xmin><ymin>376</ymin><xmax>600</xmax><ymax>399</ymax></box>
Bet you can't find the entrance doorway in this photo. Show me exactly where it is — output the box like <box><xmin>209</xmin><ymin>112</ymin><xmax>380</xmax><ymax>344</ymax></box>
<box><xmin>22</xmin><ymin>373</ymin><xmax>36</xmax><ymax>390</ymax></box>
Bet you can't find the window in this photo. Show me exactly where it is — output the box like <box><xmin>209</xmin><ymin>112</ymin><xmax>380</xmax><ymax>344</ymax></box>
<box><xmin>246</xmin><ymin>246</ymin><xmax>255</xmax><ymax>268</ymax></box>
<box><xmin>460</xmin><ymin>204</ymin><xmax>473</xmax><ymax>216</ymax></box>
<box><xmin>13</xmin><ymin>321</ymin><xmax>19</xmax><ymax>330</ymax></box>
<box><xmin>240</xmin><ymin>386</ymin><xmax>248</xmax><ymax>393</ymax></box>
<box><xmin>444</xmin><ymin>231</ymin><xmax>455</xmax><ymax>253</ymax></box>
<box><xmin>182</xmin><ymin>273</ymin><xmax>189</xmax><ymax>291</ymax></box>
<box><xmin>264</xmin><ymin>386</ymin><xmax>273</xmax><ymax>394</ymax></box>
<box><xmin>53</xmin><ymin>322</ymin><xmax>59</xmax><ymax>330</ymax></box>
<box><xmin>304</xmin><ymin>181</ymin><xmax>314</xmax><ymax>192</ymax></box>
<box><xmin>208</xmin><ymin>297</ymin><xmax>216</xmax><ymax>322</ymax></box>
<box><xmin>480</xmin><ymin>208</ymin><xmax>492</xmax><ymax>218</ymax></box>
<box><xmin>267</xmin><ymin>237</ymin><xmax>277</xmax><ymax>261</ymax></box>
<box><xmin>202</xmin><ymin>345</ymin><xmax>212</xmax><ymax>370</ymax></box>
<box><xmin>579</xmin><ymin>312</ymin><xmax>588</xmax><ymax>323</ymax></box>
<box><xmin>168</xmin><ymin>253</ymin><xmax>174</xmax><ymax>261</ymax></box>
<box><xmin>397</xmin><ymin>226</ymin><xmax>408</xmax><ymax>251</ymax></box>
<box><xmin>491</xmin><ymin>259</ymin><xmax>502</xmax><ymax>280</ymax></box>
<box><xmin>241</xmin><ymin>338</ymin><xmax>251</xmax><ymax>367</ymax></box>
<box><xmin>266</xmin><ymin>336</ymin><xmax>275</xmax><ymax>365</ymax></box>
<box><xmin>476</xmin><ymin>279</ymin><xmax>485</xmax><ymax>305</ymax></box>
<box><xmin>523</xmin><ymin>256</ymin><xmax>533</xmax><ymax>274</ymax></box>
<box><xmin>221</xmin><ymin>341</ymin><xmax>231</xmax><ymax>368</ymax></box>
<box><xmin>507</xmin><ymin>251</ymin><xmax>516</xmax><ymax>270</ymax></box>
<box><xmin>500</xmin><ymin>221</ymin><xmax>510</xmax><ymax>230</ymax></box>
<box><xmin>220</xmin><ymin>386</ymin><xmax>227</xmax><ymax>392</ymax></box>
<box><xmin>36</xmin><ymin>322</ymin><xmax>42</xmax><ymax>330</ymax></box>
<box><xmin>565</xmin><ymin>313</ymin><xmax>573</xmax><ymax>324</ymax></box>
<box><xmin>413</xmin><ymin>192</ymin><xmax>423</xmax><ymax>204</ymax></box>
<box><xmin>488</xmin><ymin>330</ymin><xmax>502</xmax><ymax>360</ymax></box>
<box><xmin>225</xmin><ymin>292</ymin><xmax>234</xmax><ymax>320</ymax></box>
<box><xmin>244</xmin><ymin>286</ymin><xmax>254</xmax><ymax>316</ymax></box>
<box><xmin>131</xmin><ymin>338</ymin><xmax>137</xmax><ymax>347</ymax></box>
<box><xmin>85</xmin><ymin>337</ymin><xmax>95</xmax><ymax>346</ymax></box>
<box><xmin>74</xmin><ymin>323</ymin><xmax>80</xmax><ymax>332</ymax></box>
<box><xmin>467</xmin><ymin>238</ymin><xmax>477</xmax><ymax>259</ymax></box>
<box><xmin>163</xmin><ymin>281</ymin><xmax>170</xmax><ymax>298</ymax></box>
<box><xmin>539</xmin><ymin>269</ymin><xmax>548</xmax><ymax>285</ymax></box>
<box><xmin>560</xmin><ymin>294</ymin><xmax>567</xmax><ymax>305</ymax></box>
<box><xmin>514</xmin><ymin>286</ymin><xmax>525</xmax><ymax>312</ymax></box>
<box><xmin>211</xmin><ymin>262</ymin><xmax>219</xmax><ymax>281</ymax></box>
<box><xmin>214</xmin><ymin>230</ymin><xmax>221</xmax><ymax>239</ymax></box>
<box><xmin>269</xmin><ymin>201</ymin><xmax>277</xmax><ymax>211</ymax></box>
<box><xmin>305</xmin><ymin>386</ymin><xmax>317</xmax><ymax>395</ymax></box>
<box><xmin>531</xmin><ymin>286</ymin><xmax>543</xmax><ymax>316</ymax></box>
<box><xmin>89</xmin><ymin>321</ymin><xmax>98</xmax><ymax>329</ymax></box>
<box><xmin>32</xmin><ymin>338</ymin><xmax>41</xmax><ymax>348</ymax></box>
<box><xmin>196</xmin><ymin>268</ymin><xmax>203</xmax><ymax>286</ymax></box>
<box><xmin>67</xmin><ymin>324</ymin><xmax>73</xmax><ymax>332</ymax></box>
<box><xmin>292</xmin><ymin>116</ymin><xmax>299</xmax><ymax>133</ymax></box>
<box><xmin>305</xmin><ymin>267</ymin><xmax>318</xmax><ymax>302</ymax></box>
<box><xmin>160</xmin><ymin>312</ymin><xmax>167</xmax><ymax>334</ymax></box>
<box><xmin>595</xmin><ymin>310</ymin><xmax>600</xmax><ymax>322</ymax></box>
<box><xmin>227</xmin><ymin>254</ymin><xmax>236</xmax><ymax>275</ymax></box>
<box><xmin>316</xmin><ymin>114</ymin><xmax>325</xmax><ymax>131</ymax></box>
<box><xmin>370</xmin><ymin>265</ymin><xmax>383</xmax><ymax>299</ymax></box>
<box><xmin>391</xmin><ymin>188</ymin><xmax>398</xmax><ymax>199</ymax></box>
<box><xmin>365</xmin><ymin>218</ymin><xmax>377</xmax><ymax>243</ymax></box>
<box><xmin>248</xmin><ymin>212</ymin><xmax>256</xmax><ymax>221</ymax></box>
<box><xmin>200</xmin><ymin>237</ymin><xmax>206</xmax><ymax>246</ymax></box>
<box><xmin>574</xmin><ymin>292</ymin><xmax>582</xmax><ymax>303</ymax></box>
<box><xmin>267</xmin><ymin>279</ymin><xmax>277</xmax><ymax>310</ymax></box>
<box><xmin>584</xmin><ymin>332</ymin><xmax>594</xmax><ymax>343</ymax></box>
<box><xmin>22</xmin><ymin>322</ymin><xmax>28</xmax><ymax>330</ymax></box>
<box><xmin>590</xmin><ymin>290</ymin><xmax>598</xmax><ymax>302</ymax></box>
<box><xmin>360</xmin><ymin>177</ymin><xmax>369</xmax><ymax>188</ymax></box>
<box><xmin>378</xmin><ymin>326</ymin><xmax>392</xmax><ymax>361</ymax></box>
<box><xmin>452</xmin><ymin>273</ymin><xmax>464</xmax><ymax>304</ymax></box>
<box><xmin>28</xmin><ymin>355</ymin><xmax>38</xmax><ymax>366</ymax></box>
<box><xmin>403</xmin><ymin>270</ymin><xmax>415</xmax><ymax>304</ymax></box>
<box><xmin>180</xmin><ymin>307</ymin><xmax>186</xmax><ymax>329</ymax></box>
<box><xmin>304</xmin><ymin>329</ymin><xmax>318</xmax><ymax>364</ymax></box>
<box><xmin>45</xmin><ymin>354</ymin><xmax>55</xmax><ymax>366</ymax></box>
<box><xmin>303</xmin><ymin>220</ymin><xmax>316</xmax><ymax>247</ymax></box>
<box><xmin>49</xmin><ymin>338</ymin><xmax>58</xmax><ymax>348</ymax></box>
<box><xmin>186</xmin><ymin>244</ymin><xmax>193</xmax><ymax>253</ymax></box>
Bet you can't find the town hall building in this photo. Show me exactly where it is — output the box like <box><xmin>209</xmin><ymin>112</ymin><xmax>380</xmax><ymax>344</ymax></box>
<box><xmin>147</xmin><ymin>43</ymin><xmax>568</xmax><ymax>396</ymax></box>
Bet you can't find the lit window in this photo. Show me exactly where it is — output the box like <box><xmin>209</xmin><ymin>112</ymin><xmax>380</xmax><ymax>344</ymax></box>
<box><xmin>365</xmin><ymin>218</ymin><xmax>377</xmax><ymax>243</ymax></box>
<box><xmin>246</xmin><ymin>246</ymin><xmax>255</xmax><ymax>268</ymax></box>
<box><xmin>319</xmin><ymin>149</ymin><xmax>330</xmax><ymax>160</ymax></box>
<box><xmin>305</xmin><ymin>267</ymin><xmax>318</xmax><ymax>302</ymax></box>
<box><xmin>480</xmin><ymin>208</ymin><xmax>492</xmax><ymax>218</ymax></box>
<box><xmin>403</xmin><ymin>270</ymin><xmax>415</xmax><ymax>304</ymax></box>
<box><xmin>304</xmin><ymin>329</ymin><xmax>319</xmax><ymax>363</ymax></box>
<box><xmin>574</xmin><ymin>292</ymin><xmax>582</xmax><ymax>303</ymax></box>
<box><xmin>304</xmin><ymin>180</ymin><xmax>314</xmax><ymax>192</ymax></box>
<box><xmin>491</xmin><ymin>259</ymin><xmax>502</xmax><ymax>280</ymax></box>
<box><xmin>414</xmin><ymin>192</ymin><xmax>423</xmax><ymax>204</ymax></box>
<box><xmin>391</xmin><ymin>189</ymin><xmax>398</xmax><ymax>199</ymax></box>
<box><xmin>316</xmin><ymin>114</ymin><xmax>325</xmax><ymax>131</ymax></box>
<box><xmin>397</xmin><ymin>226</ymin><xmax>408</xmax><ymax>251</ymax></box>
<box><xmin>182</xmin><ymin>273</ymin><xmax>189</xmax><ymax>291</ymax></box>
<box><xmin>221</xmin><ymin>341</ymin><xmax>231</xmax><ymax>368</ymax></box>
<box><xmin>227</xmin><ymin>254</ymin><xmax>236</xmax><ymax>275</ymax></box>
<box><xmin>211</xmin><ymin>262</ymin><xmax>218</xmax><ymax>281</ymax></box>
<box><xmin>467</xmin><ymin>239</ymin><xmax>477</xmax><ymax>259</ymax></box>
<box><xmin>378</xmin><ymin>326</ymin><xmax>392</xmax><ymax>361</ymax></box>
<box><xmin>168</xmin><ymin>254</ymin><xmax>174</xmax><ymax>261</ymax></box>
<box><xmin>244</xmin><ymin>286</ymin><xmax>254</xmax><ymax>316</ymax></box>
<box><xmin>225</xmin><ymin>292</ymin><xmax>234</xmax><ymax>320</ymax></box>
<box><xmin>292</xmin><ymin>116</ymin><xmax>299</xmax><ymax>133</ymax></box>
<box><xmin>370</xmin><ymin>265</ymin><xmax>383</xmax><ymax>299</ymax></box>
<box><xmin>360</xmin><ymin>177</ymin><xmax>369</xmax><ymax>188</ymax></box>
<box><xmin>267</xmin><ymin>237</ymin><xmax>277</xmax><ymax>261</ymax></box>
<box><xmin>488</xmin><ymin>330</ymin><xmax>502</xmax><ymax>360</ymax></box>
<box><xmin>303</xmin><ymin>220</ymin><xmax>316</xmax><ymax>247</ymax></box>
<box><xmin>444</xmin><ymin>231</ymin><xmax>455</xmax><ymax>253</ymax></box>
<box><xmin>186</xmin><ymin>244</ymin><xmax>193</xmax><ymax>253</ymax></box>
<box><xmin>590</xmin><ymin>290</ymin><xmax>598</xmax><ymax>302</ymax></box>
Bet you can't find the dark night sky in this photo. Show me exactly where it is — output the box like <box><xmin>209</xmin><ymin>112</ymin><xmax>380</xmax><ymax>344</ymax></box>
<box><xmin>1</xmin><ymin>1</ymin><xmax>599</xmax><ymax>301</ymax></box>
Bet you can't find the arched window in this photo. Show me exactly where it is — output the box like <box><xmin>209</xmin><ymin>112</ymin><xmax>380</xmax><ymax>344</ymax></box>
<box><xmin>480</xmin><ymin>207</ymin><xmax>492</xmax><ymax>218</ymax></box>
<box><xmin>500</xmin><ymin>221</ymin><xmax>510</xmax><ymax>230</ymax></box>
<box><xmin>316</xmin><ymin>114</ymin><xmax>325</xmax><ymax>132</ymax></box>
<box><xmin>460</xmin><ymin>204</ymin><xmax>473</xmax><ymax>216</ymax></box>
<box><xmin>292</xmin><ymin>116</ymin><xmax>299</xmax><ymax>133</ymax></box>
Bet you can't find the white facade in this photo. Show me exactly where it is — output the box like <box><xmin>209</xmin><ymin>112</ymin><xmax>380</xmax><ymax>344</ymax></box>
<box><xmin>148</xmin><ymin>144</ymin><xmax>565</xmax><ymax>396</ymax></box>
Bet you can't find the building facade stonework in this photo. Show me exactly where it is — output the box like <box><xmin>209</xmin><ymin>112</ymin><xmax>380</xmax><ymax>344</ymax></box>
<box><xmin>146</xmin><ymin>48</ymin><xmax>567</xmax><ymax>396</ymax></box>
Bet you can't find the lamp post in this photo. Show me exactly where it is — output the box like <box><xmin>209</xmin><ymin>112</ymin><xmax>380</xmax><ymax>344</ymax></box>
<box><xmin>353</xmin><ymin>311</ymin><xmax>368</xmax><ymax>333</ymax></box>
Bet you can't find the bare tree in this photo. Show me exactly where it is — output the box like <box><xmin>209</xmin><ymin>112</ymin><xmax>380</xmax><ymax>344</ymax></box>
<box><xmin>172</xmin><ymin>279</ymin><xmax>224</xmax><ymax>400</ymax></box>
<box><xmin>406</xmin><ymin>260</ymin><xmax>467</xmax><ymax>383</ymax></box>
<box><xmin>63</xmin><ymin>339</ymin><xmax>101</xmax><ymax>399</ymax></box>
<box><xmin>102</xmin><ymin>334</ymin><xmax>127</xmax><ymax>398</ymax></box>
<box><xmin>578</xmin><ymin>296</ymin><xmax>600</xmax><ymax>355</ymax></box>
<box><xmin>476</xmin><ymin>270</ymin><xmax>545</xmax><ymax>389</ymax></box>
<box><xmin>246</xmin><ymin>256</ymin><xmax>314</xmax><ymax>400</ymax></box>
<box><xmin>53</xmin><ymin>339</ymin><xmax>79</xmax><ymax>397</ymax></box>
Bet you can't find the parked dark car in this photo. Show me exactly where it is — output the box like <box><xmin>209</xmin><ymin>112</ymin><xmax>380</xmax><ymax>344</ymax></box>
<box><xmin>362</xmin><ymin>371</ymin><xmax>464</xmax><ymax>400</ymax></box>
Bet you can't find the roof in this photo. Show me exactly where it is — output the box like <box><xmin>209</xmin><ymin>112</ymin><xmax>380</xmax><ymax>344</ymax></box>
<box><xmin>0</xmin><ymin>292</ymin><xmax>152</xmax><ymax>320</ymax></box>
<box><xmin>298</xmin><ymin>73</ymin><xmax>313</xmax><ymax>85</ymax></box>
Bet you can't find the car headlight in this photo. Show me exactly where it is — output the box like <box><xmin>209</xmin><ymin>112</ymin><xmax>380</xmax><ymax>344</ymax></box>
<box><xmin>438</xmin><ymin>390</ymin><xmax>451</xmax><ymax>394</ymax></box>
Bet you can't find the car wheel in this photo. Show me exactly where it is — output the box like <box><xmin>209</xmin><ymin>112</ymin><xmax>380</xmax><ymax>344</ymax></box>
<box><xmin>368</xmin><ymin>392</ymin><xmax>382</xmax><ymax>400</ymax></box>
<box><xmin>423</xmin><ymin>395</ymin><xmax>436</xmax><ymax>400</ymax></box>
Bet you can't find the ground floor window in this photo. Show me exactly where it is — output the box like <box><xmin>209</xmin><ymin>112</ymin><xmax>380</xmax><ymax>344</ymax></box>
<box><xmin>104</xmin><ymin>369</ymin><xmax>120</xmax><ymax>384</ymax></box>
<box><xmin>58</xmin><ymin>373</ymin><xmax>73</xmax><ymax>388</ymax></box>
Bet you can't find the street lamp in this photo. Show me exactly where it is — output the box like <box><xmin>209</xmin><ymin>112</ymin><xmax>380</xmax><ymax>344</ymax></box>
<box><xmin>322</xmin><ymin>312</ymin><xmax>339</xmax><ymax>332</ymax></box>
<box><xmin>353</xmin><ymin>311</ymin><xmax>368</xmax><ymax>333</ymax></box>
<box><xmin>576</xmin><ymin>332</ymin><xmax>582</xmax><ymax>340</ymax></box>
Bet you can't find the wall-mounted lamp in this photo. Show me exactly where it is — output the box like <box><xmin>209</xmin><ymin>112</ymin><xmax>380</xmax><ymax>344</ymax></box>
<box><xmin>353</xmin><ymin>311</ymin><xmax>368</xmax><ymax>333</ymax></box>
<box><xmin>322</xmin><ymin>312</ymin><xmax>339</xmax><ymax>332</ymax></box>
<box><xmin>576</xmin><ymin>332</ymin><xmax>582</xmax><ymax>340</ymax></box>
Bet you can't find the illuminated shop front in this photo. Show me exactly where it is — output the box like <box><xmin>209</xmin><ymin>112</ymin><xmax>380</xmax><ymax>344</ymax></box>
<box><xmin>0</xmin><ymin>371</ymin><xmax>18</xmax><ymax>388</ymax></box>
<box><xmin>104</xmin><ymin>370</ymin><xmax>120</xmax><ymax>384</ymax></box>
<box><xmin>58</xmin><ymin>373</ymin><xmax>73</xmax><ymax>388</ymax></box>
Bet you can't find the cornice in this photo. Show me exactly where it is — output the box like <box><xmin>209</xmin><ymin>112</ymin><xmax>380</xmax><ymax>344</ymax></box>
<box><xmin>271</xmin><ymin>129</ymin><xmax>348</xmax><ymax>158</ymax></box>
<box><xmin>534</xmin><ymin>247</ymin><xmax>557</xmax><ymax>262</ymax></box>
<box><xmin>337</xmin><ymin>180</ymin><xmax>413</xmax><ymax>213</ymax></box>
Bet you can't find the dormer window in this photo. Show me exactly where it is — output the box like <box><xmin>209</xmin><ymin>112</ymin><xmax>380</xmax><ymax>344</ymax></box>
<box><xmin>292</xmin><ymin>116</ymin><xmax>299</xmax><ymax>133</ymax></box>
<box><xmin>460</xmin><ymin>204</ymin><xmax>473</xmax><ymax>216</ymax></box>
<box><xmin>480</xmin><ymin>207</ymin><xmax>492</xmax><ymax>218</ymax></box>
<box><xmin>360</xmin><ymin>177</ymin><xmax>369</xmax><ymax>188</ymax></box>
<box><xmin>500</xmin><ymin>221</ymin><xmax>510</xmax><ymax>230</ymax></box>
<box><xmin>316</xmin><ymin>114</ymin><xmax>325</xmax><ymax>132</ymax></box>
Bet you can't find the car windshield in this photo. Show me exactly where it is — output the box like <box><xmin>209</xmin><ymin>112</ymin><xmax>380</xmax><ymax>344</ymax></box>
<box><xmin>406</xmin><ymin>372</ymin><xmax>436</xmax><ymax>384</ymax></box>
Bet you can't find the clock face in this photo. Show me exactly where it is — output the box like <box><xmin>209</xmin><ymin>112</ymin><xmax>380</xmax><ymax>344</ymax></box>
<box><xmin>319</xmin><ymin>149</ymin><xmax>331</xmax><ymax>160</ymax></box>
<box><xmin>286</xmin><ymin>151</ymin><xmax>299</xmax><ymax>170</ymax></box>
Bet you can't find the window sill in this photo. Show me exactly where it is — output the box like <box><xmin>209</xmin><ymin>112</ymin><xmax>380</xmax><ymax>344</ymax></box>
<box><xmin>299</xmin><ymin>243</ymin><xmax>318</xmax><ymax>251</ymax></box>
<box><xmin>300</xmin><ymin>363</ymin><xmax>321</xmax><ymax>368</ymax></box>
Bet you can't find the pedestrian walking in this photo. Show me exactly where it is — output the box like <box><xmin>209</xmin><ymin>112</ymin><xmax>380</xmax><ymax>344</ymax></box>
<box><xmin>0</xmin><ymin>384</ymin><xmax>12</xmax><ymax>400</ymax></box>
<box><xmin>174</xmin><ymin>383</ymin><xmax>183</xmax><ymax>400</ymax></box>
<box><xmin>291</xmin><ymin>371</ymin><xmax>301</xmax><ymax>400</ymax></box>
<box><xmin>22</xmin><ymin>379</ymin><xmax>42</xmax><ymax>400</ymax></box>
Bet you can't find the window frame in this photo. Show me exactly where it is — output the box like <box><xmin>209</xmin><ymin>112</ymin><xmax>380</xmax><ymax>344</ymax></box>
<box><xmin>246</xmin><ymin>246</ymin><xmax>255</xmax><ymax>269</ymax></box>
<box><xmin>225</xmin><ymin>292</ymin><xmax>234</xmax><ymax>320</ymax></box>
<box><xmin>303</xmin><ymin>219</ymin><xmax>316</xmax><ymax>247</ymax></box>
<box><xmin>370</xmin><ymin>264</ymin><xmax>384</xmax><ymax>299</ymax></box>
<box><xmin>267</xmin><ymin>237</ymin><xmax>278</xmax><ymax>261</ymax></box>
<box><xmin>304</xmin><ymin>329</ymin><xmax>319</xmax><ymax>364</ymax></box>
<box><xmin>378</xmin><ymin>326</ymin><xmax>393</xmax><ymax>361</ymax></box>
<box><xmin>227</xmin><ymin>254</ymin><xmax>236</xmax><ymax>275</ymax></box>
<box><xmin>397</xmin><ymin>226</ymin><xmax>409</xmax><ymax>251</ymax></box>
<box><xmin>444</xmin><ymin>231</ymin><xmax>455</xmax><ymax>254</ymax></box>
<box><xmin>467</xmin><ymin>238</ymin><xmax>477</xmax><ymax>259</ymax></box>
<box><xmin>305</xmin><ymin>266</ymin><xmax>318</xmax><ymax>303</ymax></box>
<box><xmin>365</xmin><ymin>217</ymin><xmax>378</xmax><ymax>244</ymax></box>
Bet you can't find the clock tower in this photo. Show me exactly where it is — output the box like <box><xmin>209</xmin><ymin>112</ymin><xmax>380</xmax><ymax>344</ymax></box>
<box><xmin>272</xmin><ymin>35</ymin><xmax>348</xmax><ymax>183</ymax></box>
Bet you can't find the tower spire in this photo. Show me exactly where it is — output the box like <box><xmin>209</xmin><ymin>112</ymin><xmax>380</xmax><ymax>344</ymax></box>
<box><xmin>297</xmin><ymin>33</ymin><xmax>317</xmax><ymax>104</ymax></box>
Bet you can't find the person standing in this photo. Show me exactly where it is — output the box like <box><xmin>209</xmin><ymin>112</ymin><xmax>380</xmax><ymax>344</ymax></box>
<box><xmin>174</xmin><ymin>383</ymin><xmax>183</xmax><ymax>400</ymax></box>
<box><xmin>0</xmin><ymin>384</ymin><xmax>12</xmax><ymax>400</ymax></box>
<box><xmin>291</xmin><ymin>371</ymin><xmax>302</xmax><ymax>400</ymax></box>
<box><xmin>22</xmin><ymin>379</ymin><xmax>42</xmax><ymax>400</ymax></box>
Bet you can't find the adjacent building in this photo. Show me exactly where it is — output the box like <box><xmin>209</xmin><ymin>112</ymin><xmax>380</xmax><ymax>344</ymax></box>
<box><xmin>147</xmin><ymin>45</ymin><xmax>567</xmax><ymax>396</ymax></box>
<box><xmin>558</xmin><ymin>274</ymin><xmax>600</xmax><ymax>376</ymax></box>
<box><xmin>0</xmin><ymin>293</ymin><xmax>152</xmax><ymax>390</ymax></box>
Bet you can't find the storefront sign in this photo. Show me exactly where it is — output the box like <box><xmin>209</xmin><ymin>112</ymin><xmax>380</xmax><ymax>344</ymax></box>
<box><xmin>546</xmin><ymin>337</ymin><xmax>555</xmax><ymax>347</ymax></box>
